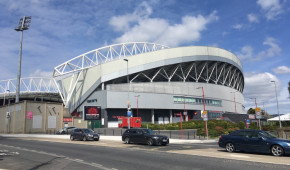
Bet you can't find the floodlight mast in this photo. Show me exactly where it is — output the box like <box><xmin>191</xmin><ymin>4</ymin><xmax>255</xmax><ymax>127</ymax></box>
<box><xmin>14</xmin><ymin>16</ymin><xmax>31</xmax><ymax>103</ymax></box>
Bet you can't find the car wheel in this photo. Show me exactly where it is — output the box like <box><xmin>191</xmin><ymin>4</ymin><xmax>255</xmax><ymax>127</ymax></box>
<box><xmin>147</xmin><ymin>138</ymin><xmax>154</xmax><ymax>146</ymax></box>
<box><xmin>83</xmin><ymin>136</ymin><xmax>87</xmax><ymax>141</ymax></box>
<box><xmin>124</xmin><ymin>137</ymin><xmax>130</xmax><ymax>144</ymax></box>
<box><xmin>70</xmin><ymin>135</ymin><xmax>74</xmax><ymax>141</ymax></box>
<box><xmin>225</xmin><ymin>142</ymin><xmax>235</xmax><ymax>152</ymax></box>
<box><xmin>271</xmin><ymin>145</ymin><xmax>284</xmax><ymax>156</ymax></box>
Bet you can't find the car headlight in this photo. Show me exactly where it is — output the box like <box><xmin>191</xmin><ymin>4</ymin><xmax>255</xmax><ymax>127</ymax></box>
<box><xmin>286</xmin><ymin>143</ymin><xmax>290</xmax><ymax>147</ymax></box>
<box><xmin>88</xmin><ymin>134</ymin><xmax>93</xmax><ymax>137</ymax></box>
<box><xmin>153</xmin><ymin>136</ymin><xmax>159</xmax><ymax>139</ymax></box>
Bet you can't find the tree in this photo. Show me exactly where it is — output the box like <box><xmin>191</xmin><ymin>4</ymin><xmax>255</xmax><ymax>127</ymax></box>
<box><xmin>247</xmin><ymin>108</ymin><xmax>255</xmax><ymax>114</ymax></box>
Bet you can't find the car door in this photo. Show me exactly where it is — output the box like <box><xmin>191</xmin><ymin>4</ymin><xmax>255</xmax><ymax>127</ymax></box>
<box><xmin>129</xmin><ymin>129</ymin><xmax>138</xmax><ymax>143</ymax></box>
<box><xmin>74</xmin><ymin>129</ymin><xmax>82</xmax><ymax>140</ymax></box>
<box><xmin>243</xmin><ymin>131</ymin><xmax>268</xmax><ymax>153</ymax></box>
<box><xmin>135</xmin><ymin>129</ymin><xmax>146</xmax><ymax>144</ymax></box>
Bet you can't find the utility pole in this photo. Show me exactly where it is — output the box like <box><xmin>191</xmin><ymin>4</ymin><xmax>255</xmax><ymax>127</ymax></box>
<box><xmin>14</xmin><ymin>16</ymin><xmax>32</xmax><ymax>103</ymax></box>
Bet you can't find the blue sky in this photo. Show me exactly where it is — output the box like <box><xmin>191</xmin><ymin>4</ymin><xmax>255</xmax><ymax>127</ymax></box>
<box><xmin>0</xmin><ymin>0</ymin><xmax>289</xmax><ymax>115</ymax></box>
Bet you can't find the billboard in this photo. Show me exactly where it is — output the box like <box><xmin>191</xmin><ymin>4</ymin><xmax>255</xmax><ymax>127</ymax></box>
<box><xmin>84</xmin><ymin>106</ymin><xmax>101</xmax><ymax>120</ymax></box>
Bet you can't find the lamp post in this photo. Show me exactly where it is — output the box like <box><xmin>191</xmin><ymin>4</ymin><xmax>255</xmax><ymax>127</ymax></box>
<box><xmin>123</xmin><ymin>59</ymin><xmax>130</xmax><ymax>129</ymax></box>
<box><xmin>135</xmin><ymin>95</ymin><xmax>140</xmax><ymax>117</ymax></box>
<box><xmin>271</xmin><ymin>80</ymin><xmax>282</xmax><ymax>128</ymax></box>
<box><xmin>230</xmin><ymin>91</ymin><xmax>237</xmax><ymax>113</ymax></box>
<box><xmin>197</xmin><ymin>86</ymin><xmax>208</xmax><ymax>140</ymax></box>
<box><xmin>15</xmin><ymin>16</ymin><xmax>31</xmax><ymax>103</ymax></box>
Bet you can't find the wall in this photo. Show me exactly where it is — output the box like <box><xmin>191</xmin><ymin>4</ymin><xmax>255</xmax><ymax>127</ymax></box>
<box><xmin>0</xmin><ymin>101</ymin><xmax>68</xmax><ymax>134</ymax></box>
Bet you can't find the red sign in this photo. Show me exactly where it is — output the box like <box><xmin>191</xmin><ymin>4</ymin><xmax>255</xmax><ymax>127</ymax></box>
<box><xmin>84</xmin><ymin>106</ymin><xmax>101</xmax><ymax>120</ymax></box>
<box><xmin>63</xmin><ymin>118</ymin><xmax>72</xmax><ymax>122</ymax></box>
<box><xmin>27</xmin><ymin>111</ymin><xmax>33</xmax><ymax>119</ymax></box>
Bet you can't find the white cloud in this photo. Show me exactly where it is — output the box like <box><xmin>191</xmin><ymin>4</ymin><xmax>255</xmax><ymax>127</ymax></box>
<box><xmin>272</xmin><ymin>66</ymin><xmax>290</xmax><ymax>74</ymax></box>
<box><xmin>237</xmin><ymin>37</ymin><xmax>281</xmax><ymax>61</ymax></box>
<box><xmin>232</xmin><ymin>24</ymin><xmax>243</xmax><ymax>29</ymax></box>
<box><xmin>110</xmin><ymin>3</ymin><xmax>218</xmax><ymax>46</ymax></box>
<box><xmin>237</xmin><ymin>46</ymin><xmax>253</xmax><ymax>60</ymax></box>
<box><xmin>29</xmin><ymin>69</ymin><xmax>52</xmax><ymax>78</ymax></box>
<box><xmin>247</xmin><ymin>13</ymin><xmax>259</xmax><ymax>23</ymax></box>
<box><xmin>243</xmin><ymin>72</ymin><xmax>281</xmax><ymax>102</ymax></box>
<box><xmin>257</xmin><ymin>0</ymin><xmax>283</xmax><ymax>20</ymax></box>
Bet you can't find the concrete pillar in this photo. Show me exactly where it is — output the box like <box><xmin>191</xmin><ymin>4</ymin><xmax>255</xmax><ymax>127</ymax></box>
<box><xmin>151</xmin><ymin>109</ymin><xmax>154</xmax><ymax>124</ymax></box>
<box><xmin>169</xmin><ymin>110</ymin><xmax>172</xmax><ymax>123</ymax></box>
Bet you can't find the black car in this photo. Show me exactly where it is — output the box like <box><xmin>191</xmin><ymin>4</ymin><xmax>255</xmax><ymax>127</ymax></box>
<box><xmin>122</xmin><ymin>128</ymin><xmax>169</xmax><ymax>146</ymax></box>
<box><xmin>70</xmin><ymin>128</ymin><xmax>100</xmax><ymax>141</ymax></box>
<box><xmin>218</xmin><ymin>129</ymin><xmax>290</xmax><ymax>156</ymax></box>
<box><xmin>56</xmin><ymin>126</ymin><xmax>76</xmax><ymax>134</ymax></box>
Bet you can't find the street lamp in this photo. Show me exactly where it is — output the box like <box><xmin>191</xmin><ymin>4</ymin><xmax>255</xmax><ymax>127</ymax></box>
<box><xmin>135</xmin><ymin>95</ymin><xmax>140</xmax><ymax>117</ymax></box>
<box><xmin>123</xmin><ymin>59</ymin><xmax>130</xmax><ymax>129</ymax></box>
<box><xmin>197</xmin><ymin>86</ymin><xmax>208</xmax><ymax>140</ymax></box>
<box><xmin>15</xmin><ymin>16</ymin><xmax>31</xmax><ymax>103</ymax></box>
<box><xmin>230</xmin><ymin>91</ymin><xmax>237</xmax><ymax>113</ymax></box>
<box><xmin>271</xmin><ymin>80</ymin><xmax>282</xmax><ymax>128</ymax></box>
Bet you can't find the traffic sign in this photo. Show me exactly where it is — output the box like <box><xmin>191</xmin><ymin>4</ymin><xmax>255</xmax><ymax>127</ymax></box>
<box><xmin>127</xmin><ymin>111</ymin><xmax>132</xmax><ymax>117</ymax></box>
<box><xmin>255</xmin><ymin>107</ymin><xmax>262</xmax><ymax>119</ymax></box>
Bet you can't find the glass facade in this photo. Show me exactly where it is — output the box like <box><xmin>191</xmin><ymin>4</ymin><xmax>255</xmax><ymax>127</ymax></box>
<box><xmin>173</xmin><ymin>96</ymin><xmax>222</xmax><ymax>107</ymax></box>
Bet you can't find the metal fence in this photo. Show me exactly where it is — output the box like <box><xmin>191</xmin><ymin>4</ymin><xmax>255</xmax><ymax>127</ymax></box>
<box><xmin>94</xmin><ymin>128</ymin><xmax>200</xmax><ymax>139</ymax></box>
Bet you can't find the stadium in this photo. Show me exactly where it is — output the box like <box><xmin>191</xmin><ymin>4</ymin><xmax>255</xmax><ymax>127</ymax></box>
<box><xmin>53</xmin><ymin>42</ymin><xmax>245</xmax><ymax>128</ymax></box>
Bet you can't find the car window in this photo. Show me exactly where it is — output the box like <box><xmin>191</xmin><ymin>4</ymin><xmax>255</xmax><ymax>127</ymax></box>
<box><xmin>245</xmin><ymin>131</ymin><xmax>259</xmax><ymax>138</ymax></box>
<box><xmin>142</xmin><ymin>129</ymin><xmax>156</xmax><ymax>135</ymax></box>
<box><xmin>259</xmin><ymin>131</ymin><xmax>277</xmax><ymax>138</ymax></box>
<box><xmin>83</xmin><ymin>129</ymin><xmax>94</xmax><ymax>133</ymax></box>
<box><xmin>231</xmin><ymin>131</ymin><xmax>246</xmax><ymax>136</ymax></box>
<box><xmin>74</xmin><ymin>129</ymin><xmax>81</xmax><ymax>133</ymax></box>
<box><xmin>130</xmin><ymin>130</ymin><xmax>137</xmax><ymax>134</ymax></box>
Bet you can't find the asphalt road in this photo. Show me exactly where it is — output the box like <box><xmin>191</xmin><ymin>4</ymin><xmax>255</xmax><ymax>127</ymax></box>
<box><xmin>1</xmin><ymin>136</ymin><xmax>290</xmax><ymax>170</ymax></box>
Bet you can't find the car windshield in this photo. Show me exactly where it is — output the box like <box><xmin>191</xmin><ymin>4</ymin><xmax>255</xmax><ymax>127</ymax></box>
<box><xmin>259</xmin><ymin>131</ymin><xmax>277</xmax><ymax>138</ymax></box>
<box><xmin>142</xmin><ymin>129</ymin><xmax>156</xmax><ymax>135</ymax></box>
<box><xmin>83</xmin><ymin>129</ymin><xmax>94</xmax><ymax>133</ymax></box>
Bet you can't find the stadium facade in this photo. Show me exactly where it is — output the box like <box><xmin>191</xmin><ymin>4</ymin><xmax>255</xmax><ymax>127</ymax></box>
<box><xmin>53</xmin><ymin>42</ymin><xmax>245</xmax><ymax>128</ymax></box>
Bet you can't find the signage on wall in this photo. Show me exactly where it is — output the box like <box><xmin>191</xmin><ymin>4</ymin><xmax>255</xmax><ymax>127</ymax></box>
<box><xmin>27</xmin><ymin>111</ymin><xmax>33</xmax><ymax>119</ymax></box>
<box><xmin>84</xmin><ymin>106</ymin><xmax>101</xmax><ymax>120</ymax></box>
<box><xmin>63</xmin><ymin>118</ymin><xmax>72</xmax><ymax>122</ymax></box>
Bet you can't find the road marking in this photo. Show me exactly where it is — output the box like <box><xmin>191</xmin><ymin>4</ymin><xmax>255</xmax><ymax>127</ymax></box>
<box><xmin>0</xmin><ymin>144</ymin><xmax>115</xmax><ymax>170</ymax></box>
<box><xmin>229</xmin><ymin>154</ymin><xmax>250</xmax><ymax>158</ymax></box>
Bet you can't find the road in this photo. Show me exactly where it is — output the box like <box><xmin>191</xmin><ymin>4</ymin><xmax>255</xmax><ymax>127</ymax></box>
<box><xmin>0</xmin><ymin>136</ymin><xmax>290</xmax><ymax>170</ymax></box>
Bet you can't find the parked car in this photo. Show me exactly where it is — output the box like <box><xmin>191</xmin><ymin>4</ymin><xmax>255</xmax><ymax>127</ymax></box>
<box><xmin>122</xmin><ymin>128</ymin><xmax>169</xmax><ymax>146</ymax></box>
<box><xmin>70</xmin><ymin>128</ymin><xmax>100</xmax><ymax>141</ymax></box>
<box><xmin>218</xmin><ymin>129</ymin><xmax>290</xmax><ymax>156</ymax></box>
<box><xmin>56</xmin><ymin>127</ymin><xmax>76</xmax><ymax>134</ymax></box>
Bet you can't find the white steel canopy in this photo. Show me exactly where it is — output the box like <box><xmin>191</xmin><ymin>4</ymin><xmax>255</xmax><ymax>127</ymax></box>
<box><xmin>53</xmin><ymin>42</ymin><xmax>169</xmax><ymax>77</ymax></box>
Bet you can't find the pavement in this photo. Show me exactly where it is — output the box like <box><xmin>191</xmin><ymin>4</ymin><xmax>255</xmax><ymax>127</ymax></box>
<box><xmin>0</xmin><ymin>134</ymin><xmax>217</xmax><ymax>144</ymax></box>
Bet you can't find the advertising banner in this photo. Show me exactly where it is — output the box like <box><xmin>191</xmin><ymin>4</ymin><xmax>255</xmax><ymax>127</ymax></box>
<box><xmin>84</xmin><ymin>106</ymin><xmax>101</xmax><ymax>120</ymax></box>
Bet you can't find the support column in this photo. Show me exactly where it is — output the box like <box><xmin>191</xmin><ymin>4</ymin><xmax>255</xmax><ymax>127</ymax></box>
<box><xmin>169</xmin><ymin>110</ymin><xmax>173</xmax><ymax>124</ymax></box>
<box><xmin>151</xmin><ymin>109</ymin><xmax>154</xmax><ymax>124</ymax></box>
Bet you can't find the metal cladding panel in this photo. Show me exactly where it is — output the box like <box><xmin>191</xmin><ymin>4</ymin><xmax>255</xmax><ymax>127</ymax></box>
<box><xmin>101</xmin><ymin>82</ymin><xmax>245</xmax><ymax>114</ymax></box>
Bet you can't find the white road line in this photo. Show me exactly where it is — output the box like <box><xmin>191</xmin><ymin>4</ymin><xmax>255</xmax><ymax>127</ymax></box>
<box><xmin>229</xmin><ymin>154</ymin><xmax>250</xmax><ymax>158</ymax></box>
<box><xmin>0</xmin><ymin>144</ymin><xmax>114</xmax><ymax>170</ymax></box>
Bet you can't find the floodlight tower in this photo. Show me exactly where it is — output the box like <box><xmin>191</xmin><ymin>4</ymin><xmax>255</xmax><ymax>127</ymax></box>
<box><xmin>14</xmin><ymin>16</ymin><xmax>31</xmax><ymax>103</ymax></box>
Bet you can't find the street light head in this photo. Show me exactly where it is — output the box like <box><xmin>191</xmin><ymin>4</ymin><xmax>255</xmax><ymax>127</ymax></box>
<box><xmin>270</xmin><ymin>80</ymin><xmax>275</xmax><ymax>83</ymax></box>
<box><xmin>196</xmin><ymin>87</ymin><xmax>202</xmax><ymax>89</ymax></box>
<box><xmin>123</xmin><ymin>59</ymin><xmax>128</xmax><ymax>62</ymax></box>
<box><xmin>15</xmin><ymin>16</ymin><xmax>32</xmax><ymax>31</ymax></box>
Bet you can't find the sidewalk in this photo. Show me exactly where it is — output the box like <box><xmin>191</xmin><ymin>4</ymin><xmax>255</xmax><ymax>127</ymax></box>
<box><xmin>0</xmin><ymin>134</ymin><xmax>217</xmax><ymax>144</ymax></box>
